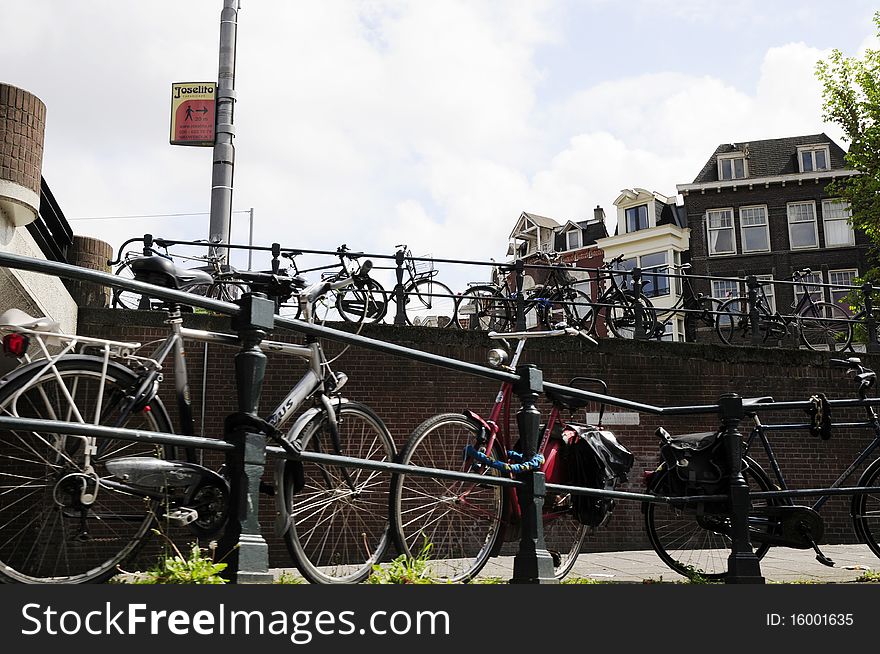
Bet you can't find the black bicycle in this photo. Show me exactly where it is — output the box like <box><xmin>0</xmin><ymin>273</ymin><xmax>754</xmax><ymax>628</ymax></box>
<box><xmin>644</xmin><ymin>357</ymin><xmax>880</xmax><ymax>579</ymax></box>
<box><xmin>647</xmin><ymin>263</ymin><xmax>723</xmax><ymax>341</ymax></box>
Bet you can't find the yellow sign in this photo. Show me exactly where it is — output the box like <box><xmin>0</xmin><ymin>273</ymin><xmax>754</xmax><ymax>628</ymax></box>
<box><xmin>170</xmin><ymin>82</ymin><xmax>216</xmax><ymax>146</ymax></box>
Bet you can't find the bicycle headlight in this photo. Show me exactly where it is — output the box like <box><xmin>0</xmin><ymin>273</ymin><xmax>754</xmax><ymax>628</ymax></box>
<box><xmin>487</xmin><ymin>348</ymin><xmax>507</xmax><ymax>368</ymax></box>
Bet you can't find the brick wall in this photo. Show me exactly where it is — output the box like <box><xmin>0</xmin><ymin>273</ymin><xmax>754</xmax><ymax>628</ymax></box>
<box><xmin>78</xmin><ymin>308</ymin><xmax>880</xmax><ymax>566</ymax></box>
<box><xmin>0</xmin><ymin>83</ymin><xmax>45</xmax><ymax>199</ymax></box>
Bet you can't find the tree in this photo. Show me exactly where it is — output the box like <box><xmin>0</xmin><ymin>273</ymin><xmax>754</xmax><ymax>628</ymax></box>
<box><xmin>816</xmin><ymin>12</ymin><xmax>880</xmax><ymax>249</ymax></box>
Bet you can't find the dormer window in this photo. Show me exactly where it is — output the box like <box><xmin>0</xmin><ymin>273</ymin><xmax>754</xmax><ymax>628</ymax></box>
<box><xmin>625</xmin><ymin>204</ymin><xmax>649</xmax><ymax>233</ymax></box>
<box><xmin>717</xmin><ymin>153</ymin><xmax>747</xmax><ymax>181</ymax></box>
<box><xmin>798</xmin><ymin>144</ymin><xmax>830</xmax><ymax>173</ymax></box>
<box><xmin>565</xmin><ymin>229</ymin><xmax>581</xmax><ymax>251</ymax></box>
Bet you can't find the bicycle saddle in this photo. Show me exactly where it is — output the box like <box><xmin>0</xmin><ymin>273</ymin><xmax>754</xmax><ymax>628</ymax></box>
<box><xmin>546</xmin><ymin>387</ymin><xmax>592</xmax><ymax>411</ymax></box>
<box><xmin>130</xmin><ymin>256</ymin><xmax>213</xmax><ymax>289</ymax></box>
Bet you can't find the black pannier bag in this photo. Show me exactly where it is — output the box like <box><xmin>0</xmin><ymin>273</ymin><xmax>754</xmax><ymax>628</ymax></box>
<box><xmin>563</xmin><ymin>425</ymin><xmax>634</xmax><ymax>527</ymax></box>
<box><xmin>657</xmin><ymin>428</ymin><xmax>726</xmax><ymax>494</ymax></box>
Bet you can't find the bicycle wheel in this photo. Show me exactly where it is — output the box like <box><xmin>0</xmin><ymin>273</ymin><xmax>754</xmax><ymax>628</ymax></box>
<box><xmin>389</xmin><ymin>413</ymin><xmax>504</xmax><ymax>582</ymax></box>
<box><xmin>851</xmin><ymin>458</ymin><xmax>880</xmax><ymax>560</ymax></box>
<box><xmin>541</xmin><ymin>288</ymin><xmax>595</xmax><ymax>333</ymax></box>
<box><xmin>715</xmin><ymin>297</ymin><xmax>774</xmax><ymax>346</ymax></box>
<box><xmin>337</xmin><ymin>277</ymin><xmax>388</xmax><ymax>324</ymax></box>
<box><xmin>0</xmin><ymin>357</ymin><xmax>173</xmax><ymax>583</ymax></box>
<box><xmin>683</xmin><ymin>297</ymin><xmax>723</xmax><ymax>341</ymax></box>
<box><xmin>605</xmin><ymin>291</ymin><xmax>656</xmax><ymax>339</ymax></box>
<box><xmin>111</xmin><ymin>260</ymin><xmax>155</xmax><ymax>310</ymax></box>
<box><xmin>644</xmin><ymin>458</ymin><xmax>774</xmax><ymax>580</ymax></box>
<box><xmin>282</xmin><ymin>402</ymin><xmax>396</xmax><ymax>584</ymax></box>
<box><xmin>205</xmin><ymin>281</ymin><xmax>248</xmax><ymax>304</ymax></box>
<box><xmin>402</xmin><ymin>279</ymin><xmax>456</xmax><ymax>328</ymax></box>
<box><xmin>542</xmin><ymin>504</ymin><xmax>588</xmax><ymax>580</ymax></box>
<box><xmin>798</xmin><ymin>301</ymin><xmax>853</xmax><ymax>352</ymax></box>
<box><xmin>454</xmin><ymin>285</ymin><xmax>511</xmax><ymax>331</ymax></box>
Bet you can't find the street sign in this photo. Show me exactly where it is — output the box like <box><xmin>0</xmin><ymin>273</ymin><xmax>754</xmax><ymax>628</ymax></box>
<box><xmin>170</xmin><ymin>82</ymin><xmax>216</xmax><ymax>146</ymax></box>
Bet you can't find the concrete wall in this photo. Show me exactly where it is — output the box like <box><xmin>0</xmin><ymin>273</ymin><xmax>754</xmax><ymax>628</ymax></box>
<box><xmin>78</xmin><ymin>309</ymin><xmax>880</xmax><ymax>566</ymax></box>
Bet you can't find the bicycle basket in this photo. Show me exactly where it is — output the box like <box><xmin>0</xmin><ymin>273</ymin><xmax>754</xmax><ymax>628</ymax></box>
<box><xmin>658</xmin><ymin>429</ymin><xmax>726</xmax><ymax>494</ymax></box>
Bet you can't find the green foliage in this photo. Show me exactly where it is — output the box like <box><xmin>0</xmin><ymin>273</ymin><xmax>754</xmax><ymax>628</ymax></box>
<box><xmin>367</xmin><ymin>538</ymin><xmax>442</xmax><ymax>584</ymax></box>
<box><xmin>130</xmin><ymin>541</ymin><xmax>227</xmax><ymax>585</ymax></box>
<box><xmin>562</xmin><ymin>576</ymin><xmax>610</xmax><ymax>584</ymax></box>
<box><xmin>855</xmin><ymin>569</ymin><xmax>880</xmax><ymax>583</ymax></box>
<box><xmin>817</xmin><ymin>12</ymin><xmax>880</xmax><ymax>256</ymax></box>
<box><xmin>275</xmin><ymin>571</ymin><xmax>305</xmax><ymax>585</ymax></box>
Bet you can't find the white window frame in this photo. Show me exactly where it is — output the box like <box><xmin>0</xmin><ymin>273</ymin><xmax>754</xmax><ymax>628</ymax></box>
<box><xmin>706</xmin><ymin>208</ymin><xmax>736</xmax><ymax>256</ymax></box>
<box><xmin>717</xmin><ymin>153</ymin><xmax>748</xmax><ymax>181</ymax></box>
<box><xmin>565</xmin><ymin>229</ymin><xmax>581</xmax><ymax>251</ymax></box>
<box><xmin>829</xmin><ymin>268</ymin><xmax>859</xmax><ymax>313</ymax></box>
<box><xmin>821</xmin><ymin>199</ymin><xmax>855</xmax><ymax>247</ymax></box>
<box><xmin>787</xmin><ymin>201</ymin><xmax>819</xmax><ymax>250</ymax></box>
<box><xmin>624</xmin><ymin>204</ymin><xmax>649</xmax><ymax>233</ymax></box>
<box><xmin>711</xmin><ymin>279</ymin><xmax>740</xmax><ymax>301</ymax></box>
<box><xmin>797</xmin><ymin>144</ymin><xmax>831</xmax><ymax>173</ymax></box>
<box><xmin>793</xmin><ymin>271</ymin><xmax>824</xmax><ymax>306</ymax></box>
<box><xmin>739</xmin><ymin>205</ymin><xmax>771</xmax><ymax>253</ymax></box>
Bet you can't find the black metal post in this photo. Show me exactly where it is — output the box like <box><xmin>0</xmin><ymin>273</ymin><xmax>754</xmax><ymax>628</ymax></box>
<box><xmin>271</xmin><ymin>242</ymin><xmax>281</xmax><ymax>274</ymax></box>
<box><xmin>510</xmin><ymin>364</ymin><xmax>558</xmax><ymax>584</ymax></box>
<box><xmin>515</xmin><ymin>259</ymin><xmax>527</xmax><ymax>332</ymax></box>
<box><xmin>863</xmin><ymin>283</ymin><xmax>880</xmax><ymax>353</ymax></box>
<box><xmin>631</xmin><ymin>267</ymin><xmax>647</xmax><ymax>339</ymax></box>
<box><xmin>217</xmin><ymin>292</ymin><xmax>276</xmax><ymax>583</ymax></box>
<box><xmin>746</xmin><ymin>275</ymin><xmax>762</xmax><ymax>347</ymax></box>
<box><xmin>394</xmin><ymin>248</ymin><xmax>407</xmax><ymax>326</ymax></box>
<box><xmin>719</xmin><ymin>393</ymin><xmax>765</xmax><ymax>584</ymax></box>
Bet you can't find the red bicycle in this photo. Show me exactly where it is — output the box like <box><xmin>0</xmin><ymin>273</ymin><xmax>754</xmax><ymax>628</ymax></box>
<box><xmin>389</xmin><ymin>327</ymin><xmax>626</xmax><ymax>582</ymax></box>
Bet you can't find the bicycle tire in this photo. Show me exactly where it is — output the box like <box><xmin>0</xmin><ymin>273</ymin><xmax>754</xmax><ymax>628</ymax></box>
<box><xmin>402</xmin><ymin>278</ymin><xmax>456</xmax><ymax>328</ymax></box>
<box><xmin>851</xmin><ymin>456</ymin><xmax>880</xmax><ymax>560</ymax></box>
<box><xmin>543</xmin><ymin>504</ymin><xmax>588</xmax><ymax>580</ymax></box>
<box><xmin>111</xmin><ymin>260</ymin><xmax>155</xmax><ymax>310</ymax></box>
<box><xmin>798</xmin><ymin>301</ymin><xmax>853</xmax><ymax>352</ymax></box>
<box><xmin>0</xmin><ymin>356</ymin><xmax>174</xmax><ymax>584</ymax></box>
<box><xmin>337</xmin><ymin>277</ymin><xmax>388</xmax><ymax>324</ymax></box>
<box><xmin>454</xmin><ymin>285</ymin><xmax>511</xmax><ymax>331</ymax></box>
<box><xmin>605</xmin><ymin>291</ymin><xmax>656</xmax><ymax>339</ymax></box>
<box><xmin>282</xmin><ymin>401</ymin><xmax>396</xmax><ymax>584</ymax></box>
<box><xmin>643</xmin><ymin>457</ymin><xmax>774</xmax><ymax>580</ymax></box>
<box><xmin>541</xmin><ymin>287</ymin><xmax>594</xmax><ymax>333</ymax></box>
<box><xmin>715</xmin><ymin>297</ymin><xmax>774</xmax><ymax>346</ymax></box>
<box><xmin>389</xmin><ymin>413</ymin><xmax>504</xmax><ymax>582</ymax></box>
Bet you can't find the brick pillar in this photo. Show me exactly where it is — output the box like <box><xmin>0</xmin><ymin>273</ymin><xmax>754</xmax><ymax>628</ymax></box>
<box><xmin>65</xmin><ymin>236</ymin><xmax>114</xmax><ymax>308</ymax></box>
<box><xmin>0</xmin><ymin>83</ymin><xmax>46</xmax><ymax>227</ymax></box>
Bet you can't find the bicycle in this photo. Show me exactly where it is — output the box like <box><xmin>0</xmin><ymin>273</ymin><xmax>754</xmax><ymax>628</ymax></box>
<box><xmin>591</xmin><ymin>254</ymin><xmax>658</xmax><ymax>339</ymax></box>
<box><xmin>110</xmin><ymin>236</ymin><xmax>306</xmax><ymax>318</ymax></box>
<box><xmin>643</xmin><ymin>357</ymin><xmax>880</xmax><ymax>580</ymax></box>
<box><xmin>646</xmin><ymin>263</ymin><xmax>723</xmax><ymax>341</ymax></box>
<box><xmin>455</xmin><ymin>252</ymin><xmax>594</xmax><ymax>333</ymax></box>
<box><xmin>389</xmin><ymin>244</ymin><xmax>456</xmax><ymax>328</ymax></box>
<box><xmin>0</xmin><ymin>264</ymin><xmax>396</xmax><ymax>584</ymax></box>
<box><xmin>388</xmin><ymin>326</ymin><xmax>632</xmax><ymax>582</ymax></box>
<box><xmin>714</xmin><ymin>269</ymin><xmax>852</xmax><ymax>351</ymax></box>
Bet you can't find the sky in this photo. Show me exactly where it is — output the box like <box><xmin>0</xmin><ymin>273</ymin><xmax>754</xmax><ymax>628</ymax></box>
<box><xmin>1</xmin><ymin>0</ymin><xmax>877</xmax><ymax>288</ymax></box>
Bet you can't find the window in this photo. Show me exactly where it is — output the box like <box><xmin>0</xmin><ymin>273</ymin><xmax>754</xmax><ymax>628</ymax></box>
<box><xmin>640</xmin><ymin>252</ymin><xmax>670</xmax><ymax>298</ymax></box>
<box><xmin>793</xmin><ymin>271</ymin><xmax>823</xmax><ymax>306</ymax></box>
<box><xmin>739</xmin><ymin>206</ymin><xmax>770</xmax><ymax>253</ymax></box>
<box><xmin>787</xmin><ymin>202</ymin><xmax>818</xmax><ymax>249</ymax></box>
<box><xmin>625</xmin><ymin>205</ymin><xmax>649</xmax><ymax>233</ymax></box>
<box><xmin>822</xmin><ymin>199</ymin><xmax>855</xmax><ymax>247</ymax></box>
<box><xmin>798</xmin><ymin>145</ymin><xmax>830</xmax><ymax>173</ymax></box>
<box><xmin>611</xmin><ymin>257</ymin><xmax>635</xmax><ymax>289</ymax></box>
<box><xmin>711</xmin><ymin>279</ymin><xmax>740</xmax><ymax>300</ymax></box>
<box><xmin>565</xmin><ymin>229</ymin><xmax>581</xmax><ymax>251</ymax></box>
<box><xmin>717</xmin><ymin>154</ymin><xmax>747</xmax><ymax>180</ymax></box>
<box><xmin>707</xmin><ymin>209</ymin><xmax>735</xmax><ymax>255</ymax></box>
<box><xmin>829</xmin><ymin>269</ymin><xmax>858</xmax><ymax>314</ymax></box>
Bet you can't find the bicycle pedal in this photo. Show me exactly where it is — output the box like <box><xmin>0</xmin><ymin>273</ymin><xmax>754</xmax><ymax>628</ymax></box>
<box><xmin>166</xmin><ymin>507</ymin><xmax>199</xmax><ymax>527</ymax></box>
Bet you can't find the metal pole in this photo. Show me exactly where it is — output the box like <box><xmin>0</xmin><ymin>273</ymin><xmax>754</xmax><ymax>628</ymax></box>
<box><xmin>247</xmin><ymin>208</ymin><xmax>254</xmax><ymax>271</ymax></box>
<box><xmin>394</xmin><ymin>249</ymin><xmax>407</xmax><ymax>325</ymax></box>
<box><xmin>510</xmin><ymin>364</ymin><xmax>558</xmax><ymax>584</ymax></box>
<box><xmin>631</xmin><ymin>266</ymin><xmax>647</xmax><ymax>339</ymax></box>
<box><xmin>208</xmin><ymin>0</ymin><xmax>240</xmax><ymax>261</ymax></box>
<box><xmin>863</xmin><ymin>283</ymin><xmax>880</xmax><ymax>353</ymax></box>
<box><xmin>746</xmin><ymin>275</ymin><xmax>762</xmax><ymax>347</ymax></box>
<box><xmin>719</xmin><ymin>393</ymin><xmax>765</xmax><ymax>583</ymax></box>
<box><xmin>515</xmin><ymin>259</ymin><xmax>526</xmax><ymax>332</ymax></box>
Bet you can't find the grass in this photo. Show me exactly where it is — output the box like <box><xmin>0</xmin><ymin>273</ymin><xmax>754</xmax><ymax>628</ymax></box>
<box><xmin>855</xmin><ymin>569</ymin><xmax>880</xmax><ymax>583</ymax></box>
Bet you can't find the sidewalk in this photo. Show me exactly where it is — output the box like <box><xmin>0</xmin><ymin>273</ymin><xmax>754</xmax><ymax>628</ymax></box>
<box><xmin>476</xmin><ymin>544</ymin><xmax>878</xmax><ymax>583</ymax></box>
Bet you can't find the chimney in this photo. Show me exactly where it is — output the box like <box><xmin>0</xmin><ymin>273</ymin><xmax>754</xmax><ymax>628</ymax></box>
<box><xmin>594</xmin><ymin>205</ymin><xmax>605</xmax><ymax>223</ymax></box>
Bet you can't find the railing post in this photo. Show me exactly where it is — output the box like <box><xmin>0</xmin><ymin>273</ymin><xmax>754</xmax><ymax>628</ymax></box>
<box><xmin>270</xmin><ymin>242</ymin><xmax>281</xmax><ymax>274</ymax></box>
<box><xmin>746</xmin><ymin>275</ymin><xmax>762</xmax><ymax>347</ymax></box>
<box><xmin>394</xmin><ymin>249</ymin><xmax>407</xmax><ymax>326</ymax></box>
<box><xmin>510</xmin><ymin>364</ymin><xmax>558</xmax><ymax>584</ymax></box>
<box><xmin>631</xmin><ymin>266</ymin><xmax>648</xmax><ymax>339</ymax></box>
<box><xmin>217</xmin><ymin>292</ymin><xmax>275</xmax><ymax>583</ymax></box>
<box><xmin>863</xmin><ymin>283</ymin><xmax>880</xmax><ymax>353</ymax></box>
<box><xmin>719</xmin><ymin>393</ymin><xmax>765</xmax><ymax>584</ymax></box>
<box><xmin>515</xmin><ymin>259</ymin><xmax>527</xmax><ymax>332</ymax></box>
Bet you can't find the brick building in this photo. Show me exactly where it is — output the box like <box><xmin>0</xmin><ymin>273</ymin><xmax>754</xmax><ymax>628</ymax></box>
<box><xmin>677</xmin><ymin>134</ymin><xmax>871</xmax><ymax>312</ymax></box>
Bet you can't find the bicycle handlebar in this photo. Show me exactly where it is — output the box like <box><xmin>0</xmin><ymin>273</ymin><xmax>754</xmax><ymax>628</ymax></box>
<box><xmin>487</xmin><ymin>326</ymin><xmax>598</xmax><ymax>346</ymax></box>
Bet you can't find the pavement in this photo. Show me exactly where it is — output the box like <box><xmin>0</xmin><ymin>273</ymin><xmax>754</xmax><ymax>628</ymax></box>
<box><xmin>271</xmin><ymin>544</ymin><xmax>879</xmax><ymax>584</ymax></box>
